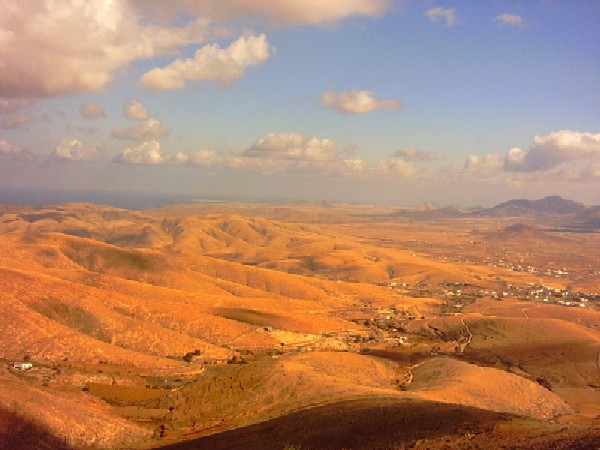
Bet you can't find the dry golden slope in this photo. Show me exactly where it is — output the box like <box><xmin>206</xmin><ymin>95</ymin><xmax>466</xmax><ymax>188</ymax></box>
<box><xmin>0</xmin><ymin>203</ymin><xmax>508</xmax><ymax>287</ymax></box>
<box><xmin>408</xmin><ymin>357</ymin><xmax>572</xmax><ymax>419</ymax></box>
<box><xmin>0</xmin><ymin>370</ymin><xmax>151</xmax><ymax>448</ymax></box>
<box><xmin>154</xmin><ymin>351</ymin><xmax>571</xmax><ymax>438</ymax></box>
<box><xmin>0</xmin><ymin>202</ymin><xmax>575</xmax><ymax>367</ymax></box>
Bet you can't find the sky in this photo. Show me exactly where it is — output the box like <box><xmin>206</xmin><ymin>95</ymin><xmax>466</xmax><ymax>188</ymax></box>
<box><xmin>0</xmin><ymin>0</ymin><xmax>599</xmax><ymax>207</ymax></box>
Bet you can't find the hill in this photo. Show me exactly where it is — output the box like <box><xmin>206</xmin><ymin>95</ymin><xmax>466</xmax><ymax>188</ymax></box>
<box><xmin>485</xmin><ymin>223</ymin><xmax>560</xmax><ymax>243</ymax></box>
<box><xmin>479</xmin><ymin>195</ymin><xmax>586</xmax><ymax>217</ymax></box>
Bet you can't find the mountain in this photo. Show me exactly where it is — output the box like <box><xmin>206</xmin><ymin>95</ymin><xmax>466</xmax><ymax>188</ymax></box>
<box><xmin>480</xmin><ymin>195</ymin><xmax>586</xmax><ymax>217</ymax></box>
<box><xmin>571</xmin><ymin>205</ymin><xmax>600</xmax><ymax>230</ymax></box>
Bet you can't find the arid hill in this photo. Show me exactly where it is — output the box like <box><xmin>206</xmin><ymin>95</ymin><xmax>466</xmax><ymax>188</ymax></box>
<box><xmin>485</xmin><ymin>223</ymin><xmax>558</xmax><ymax>242</ymax></box>
<box><xmin>0</xmin><ymin>201</ymin><xmax>599</xmax><ymax>449</ymax></box>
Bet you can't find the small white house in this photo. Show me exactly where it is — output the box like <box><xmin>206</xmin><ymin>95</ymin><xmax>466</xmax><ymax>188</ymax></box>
<box><xmin>12</xmin><ymin>362</ymin><xmax>33</xmax><ymax>371</ymax></box>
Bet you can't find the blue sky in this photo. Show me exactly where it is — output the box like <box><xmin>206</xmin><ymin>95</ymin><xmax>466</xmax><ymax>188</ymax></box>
<box><xmin>0</xmin><ymin>0</ymin><xmax>599</xmax><ymax>206</ymax></box>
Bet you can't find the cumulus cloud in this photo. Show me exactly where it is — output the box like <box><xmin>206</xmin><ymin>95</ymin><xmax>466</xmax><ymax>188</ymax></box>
<box><xmin>113</xmin><ymin>141</ymin><xmax>165</xmax><ymax>164</ymax></box>
<box><xmin>53</xmin><ymin>139</ymin><xmax>97</xmax><ymax>160</ymax></box>
<box><xmin>504</xmin><ymin>130</ymin><xmax>600</xmax><ymax>172</ymax></box>
<box><xmin>141</xmin><ymin>34</ymin><xmax>271</xmax><ymax>91</ymax></box>
<box><xmin>425</xmin><ymin>7</ymin><xmax>457</xmax><ymax>26</ymax></box>
<box><xmin>188</xmin><ymin>150</ymin><xmax>224</xmax><ymax>166</ymax></box>
<box><xmin>392</xmin><ymin>147</ymin><xmax>437</xmax><ymax>162</ymax></box>
<box><xmin>321</xmin><ymin>90</ymin><xmax>400</xmax><ymax>115</ymax></box>
<box><xmin>1</xmin><ymin>112</ymin><xmax>31</xmax><ymax>129</ymax></box>
<box><xmin>80</xmin><ymin>102</ymin><xmax>106</xmax><ymax>119</ymax></box>
<box><xmin>581</xmin><ymin>162</ymin><xmax>600</xmax><ymax>179</ymax></box>
<box><xmin>0</xmin><ymin>139</ymin><xmax>21</xmax><ymax>155</ymax></box>
<box><xmin>0</xmin><ymin>1</ymin><xmax>393</xmax><ymax>99</ymax></box>
<box><xmin>0</xmin><ymin>98</ymin><xmax>34</xmax><ymax>129</ymax></box>
<box><xmin>131</xmin><ymin>0</ymin><xmax>390</xmax><ymax>27</ymax></box>
<box><xmin>123</xmin><ymin>100</ymin><xmax>149</xmax><ymax>120</ymax></box>
<box><xmin>242</xmin><ymin>133</ymin><xmax>338</xmax><ymax>161</ymax></box>
<box><xmin>463</xmin><ymin>154</ymin><xmax>503</xmax><ymax>174</ymax></box>
<box><xmin>495</xmin><ymin>13</ymin><xmax>525</xmax><ymax>28</ymax></box>
<box><xmin>375</xmin><ymin>158</ymin><xmax>415</xmax><ymax>177</ymax></box>
<box><xmin>112</xmin><ymin>118</ymin><xmax>169</xmax><ymax>140</ymax></box>
<box><xmin>0</xmin><ymin>99</ymin><xmax>33</xmax><ymax>114</ymax></box>
<box><xmin>0</xmin><ymin>1</ymin><xmax>215</xmax><ymax>98</ymax></box>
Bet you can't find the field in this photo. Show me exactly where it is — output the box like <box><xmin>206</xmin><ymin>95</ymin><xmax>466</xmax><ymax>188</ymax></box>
<box><xmin>0</xmin><ymin>200</ymin><xmax>599</xmax><ymax>449</ymax></box>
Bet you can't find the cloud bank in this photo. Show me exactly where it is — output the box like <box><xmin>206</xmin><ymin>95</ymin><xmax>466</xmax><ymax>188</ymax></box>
<box><xmin>504</xmin><ymin>131</ymin><xmax>600</xmax><ymax>173</ymax></box>
<box><xmin>0</xmin><ymin>1</ymin><xmax>214</xmax><ymax>98</ymax></box>
<box><xmin>131</xmin><ymin>0</ymin><xmax>390</xmax><ymax>27</ymax></box>
<box><xmin>109</xmin><ymin>131</ymin><xmax>431</xmax><ymax>180</ymax></box>
<box><xmin>53</xmin><ymin>139</ymin><xmax>97</xmax><ymax>161</ymax></box>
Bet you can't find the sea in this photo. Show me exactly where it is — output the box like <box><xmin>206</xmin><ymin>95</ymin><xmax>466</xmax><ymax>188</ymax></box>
<box><xmin>0</xmin><ymin>189</ymin><xmax>216</xmax><ymax>210</ymax></box>
<box><xmin>0</xmin><ymin>188</ymin><xmax>239</xmax><ymax>210</ymax></box>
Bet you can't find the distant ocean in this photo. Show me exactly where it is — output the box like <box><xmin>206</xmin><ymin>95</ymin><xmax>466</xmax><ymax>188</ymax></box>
<box><xmin>0</xmin><ymin>188</ymin><xmax>286</xmax><ymax>210</ymax></box>
<box><xmin>0</xmin><ymin>188</ymin><xmax>204</xmax><ymax>210</ymax></box>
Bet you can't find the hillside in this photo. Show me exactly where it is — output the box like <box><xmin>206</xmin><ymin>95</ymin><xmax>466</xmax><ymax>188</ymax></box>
<box><xmin>0</xmin><ymin>201</ymin><xmax>599</xmax><ymax>449</ymax></box>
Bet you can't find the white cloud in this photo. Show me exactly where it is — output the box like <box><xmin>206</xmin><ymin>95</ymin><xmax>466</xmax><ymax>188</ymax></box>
<box><xmin>114</xmin><ymin>141</ymin><xmax>165</xmax><ymax>164</ymax></box>
<box><xmin>108</xmin><ymin>132</ymin><xmax>432</xmax><ymax>180</ymax></box>
<box><xmin>112</xmin><ymin>118</ymin><xmax>169</xmax><ymax>140</ymax></box>
<box><xmin>425</xmin><ymin>7</ymin><xmax>457</xmax><ymax>26</ymax></box>
<box><xmin>1</xmin><ymin>112</ymin><xmax>31</xmax><ymax>129</ymax></box>
<box><xmin>504</xmin><ymin>130</ymin><xmax>600</xmax><ymax>172</ymax></box>
<box><xmin>0</xmin><ymin>139</ymin><xmax>21</xmax><ymax>155</ymax></box>
<box><xmin>80</xmin><ymin>102</ymin><xmax>106</xmax><ymax>119</ymax></box>
<box><xmin>141</xmin><ymin>34</ymin><xmax>272</xmax><ymax>91</ymax></box>
<box><xmin>0</xmin><ymin>2</ymin><xmax>215</xmax><ymax>98</ymax></box>
<box><xmin>0</xmin><ymin>1</ymin><xmax>392</xmax><ymax>99</ymax></box>
<box><xmin>463</xmin><ymin>154</ymin><xmax>503</xmax><ymax>174</ymax></box>
<box><xmin>242</xmin><ymin>133</ymin><xmax>338</xmax><ymax>161</ymax></box>
<box><xmin>321</xmin><ymin>90</ymin><xmax>400</xmax><ymax>114</ymax></box>
<box><xmin>123</xmin><ymin>100</ymin><xmax>149</xmax><ymax>120</ymax></box>
<box><xmin>376</xmin><ymin>158</ymin><xmax>415</xmax><ymax>177</ymax></box>
<box><xmin>343</xmin><ymin>159</ymin><xmax>366</xmax><ymax>173</ymax></box>
<box><xmin>0</xmin><ymin>99</ymin><xmax>33</xmax><ymax>114</ymax></box>
<box><xmin>188</xmin><ymin>150</ymin><xmax>223</xmax><ymax>166</ymax></box>
<box><xmin>495</xmin><ymin>13</ymin><xmax>525</xmax><ymax>28</ymax></box>
<box><xmin>131</xmin><ymin>0</ymin><xmax>390</xmax><ymax>27</ymax></box>
<box><xmin>581</xmin><ymin>162</ymin><xmax>600</xmax><ymax>179</ymax></box>
<box><xmin>53</xmin><ymin>139</ymin><xmax>97</xmax><ymax>160</ymax></box>
<box><xmin>392</xmin><ymin>147</ymin><xmax>437</xmax><ymax>162</ymax></box>
<box><xmin>0</xmin><ymin>98</ymin><xmax>34</xmax><ymax>129</ymax></box>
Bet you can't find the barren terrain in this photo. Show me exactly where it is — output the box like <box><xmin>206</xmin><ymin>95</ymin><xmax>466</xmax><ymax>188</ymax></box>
<box><xmin>0</xmin><ymin>199</ymin><xmax>599</xmax><ymax>449</ymax></box>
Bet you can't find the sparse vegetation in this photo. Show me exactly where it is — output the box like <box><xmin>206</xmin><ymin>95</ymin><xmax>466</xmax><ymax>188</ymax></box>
<box><xmin>29</xmin><ymin>297</ymin><xmax>111</xmax><ymax>343</ymax></box>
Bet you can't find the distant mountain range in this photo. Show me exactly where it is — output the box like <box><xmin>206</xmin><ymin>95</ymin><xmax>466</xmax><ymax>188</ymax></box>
<box><xmin>475</xmin><ymin>195</ymin><xmax>586</xmax><ymax>217</ymax></box>
<box><xmin>395</xmin><ymin>196</ymin><xmax>600</xmax><ymax>229</ymax></box>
